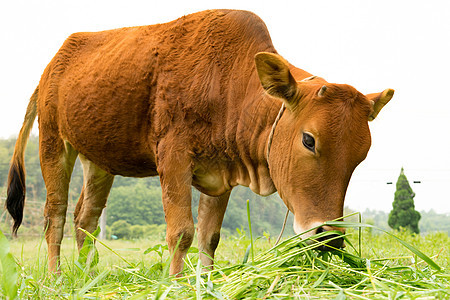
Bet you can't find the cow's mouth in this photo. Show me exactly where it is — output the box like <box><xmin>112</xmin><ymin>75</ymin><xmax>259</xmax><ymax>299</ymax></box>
<box><xmin>314</xmin><ymin>226</ymin><xmax>345</xmax><ymax>250</ymax></box>
<box><xmin>316</xmin><ymin>235</ymin><xmax>345</xmax><ymax>251</ymax></box>
<box><xmin>300</xmin><ymin>227</ymin><xmax>345</xmax><ymax>251</ymax></box>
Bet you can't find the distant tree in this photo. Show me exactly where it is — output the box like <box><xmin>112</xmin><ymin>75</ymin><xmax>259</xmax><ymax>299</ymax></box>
<box><xmin>130</xmin><ymin>224</ymin><xmax>145</xmax><ymax>239</ymax></box>
<box><xmin>388</xmin><ymin>168</ymin><xmax>421</xmax><ymax>233</ymax></box>
<box><xmin>419</xmin><ymin>209</ymin><xmax>450</xmax><ymax>234</ymax></box>
<box><xmin>221</xmin><ymin>186</ymin><xmax>295</xmax><ymax>237</ymax></box>
<box><xmin>107</xmin><ymin>180</ymin><xmax>165</xmax><ymax>226</ymax></box>
<box><xmin>110</xmin><ymin>220</ymin><xmax>131</xmax><ymax>239</ymax></box>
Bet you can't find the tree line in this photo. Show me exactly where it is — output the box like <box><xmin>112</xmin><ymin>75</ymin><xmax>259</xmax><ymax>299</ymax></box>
<box><xmin>0</xmin><ymin>136</ymin><xmax>448</xmax><ymax>239</ymax></box>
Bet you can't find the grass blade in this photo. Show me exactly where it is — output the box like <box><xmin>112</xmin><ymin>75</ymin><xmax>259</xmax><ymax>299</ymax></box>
<box><xmin>0</xmin><ymin>230</ymin><xmax>18</xmax><ymax>300</ymax></box>
<box><xmin>246</xmin><ymin>199</ymin><xmax>254</xmax><ymax>263</ymax></box>
<box><xmin>324</xmin><ymin>221</ymin><xmax>442</xmax><ymax>271</ymax></box>
<box><xmin>79</xmin><ymin>228</ymin><xmax>135</xmax><ymax>268</ymax></box>
<box><xmin>77</xmin><ymin>226</ymin><xmax>100</xmax><ymax>270</ymax></box>
<box><xmin>196</xmin><ymin>259</ymin><xmax>202</xmax><ymax>300</ymax></box>
<box><xmin>77</xmin><ymin>269</ymin><xmax>109</xmax><ymax>296</ymax></box>
<box><xmin>242</xmin><ymin>245</ymin><xmax>250</xmax><ymax>264</ymax></box>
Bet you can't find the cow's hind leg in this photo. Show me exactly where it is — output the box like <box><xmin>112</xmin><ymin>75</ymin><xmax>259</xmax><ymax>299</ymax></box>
<box><xmin>74</xmin><ymin>154</ymin><xmax>114</xmax><ymax>251</ymax></box>
<box><xmin>197</xmin><ymin>191</ymin><xmax>230</xmax><ymax>268</ymax></box>
<box><xmin>41</xmin><ymin>139</ymin><xmax>78</xmax><ymax>273</ymax></box>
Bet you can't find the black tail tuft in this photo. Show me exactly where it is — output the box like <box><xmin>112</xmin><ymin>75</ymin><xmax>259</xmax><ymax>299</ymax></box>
<box><xmin>6</xmin><ymin>161</ymin><xmax>26</xmax><ymax>236</ymax></box>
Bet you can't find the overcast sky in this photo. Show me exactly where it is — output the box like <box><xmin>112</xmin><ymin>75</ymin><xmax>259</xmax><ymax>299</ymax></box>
<box><xmin>1</xmin><ymin>0</ymin><xmax>449</xmax><ymax>214</ymax></box>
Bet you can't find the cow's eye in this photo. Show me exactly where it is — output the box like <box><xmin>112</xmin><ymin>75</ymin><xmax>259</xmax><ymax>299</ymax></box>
<box><xmin>302</xmin><ymin>132</ymin><xmax>315</xmax><ymax>153</ymax></box>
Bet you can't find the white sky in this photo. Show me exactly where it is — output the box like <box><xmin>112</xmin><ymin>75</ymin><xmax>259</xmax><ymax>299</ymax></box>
<box><xmin>1</xmin><ymin>0</ymin><xmax>449</xmax><ymax>214</ymax></box>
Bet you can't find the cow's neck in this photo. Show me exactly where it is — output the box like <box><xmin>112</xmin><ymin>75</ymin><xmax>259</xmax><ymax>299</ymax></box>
<box><xmin>232</xmin><ymin>84</ymin><xmax>283</xmax><ymax>196</ymax></box>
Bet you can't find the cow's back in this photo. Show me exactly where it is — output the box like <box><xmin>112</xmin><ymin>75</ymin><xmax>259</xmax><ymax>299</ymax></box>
<box><xmin>38</xmin><ymin>10</ymin><xmax>276</xmax><ymax>176</ymax></box>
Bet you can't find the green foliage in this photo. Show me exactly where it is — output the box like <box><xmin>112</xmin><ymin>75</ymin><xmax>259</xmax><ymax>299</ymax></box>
<box><xmin>388</xmin><ymin>168</ymin><xmax>421</xmax><ymax>233</ymax></box>
<box><xmin>222</xmin><ymin>186</ymin><xmax>295</xmax><ymax>238</ymax></box>
<box><xmin>110</xmin><ymin>220</ymin><xmax>131</xmax><ymax>239</ymax></box>
<box><xmin>144</xmin><ymin>244</ymin><xmax>168</xmax><ymax>261</ymax></box>
<box><xmin>143</xmin><ymin>224</ymin><xmax>166</xmax><ymax>239</ymax></box>
<box><xmin>419</xmin><ymin>210</ymin><xmax>450</xmax><ymax>233</ymax></box>
<box><xmin>0</xmin><ymin>230</ymin><xmax>18</xmax><ymax>299</ymax></box>
<box><xmin>129</xmin><ymin>225</ymin><xmax>144</xmax><ymax>239</ymax></box>
<box><xmin>107</xmin><ymin>176</ymin><xmax>293</xmax><ymax>239</ymax></box>
<box><xmin>107</xmin><ymin>180</ymin><xmax>164</xmax><ymax>226</ymax></box>
<box><xmin>109</xmin><ymin>221</ymin><xmax>168</xmax><ymax>240</ymax></box>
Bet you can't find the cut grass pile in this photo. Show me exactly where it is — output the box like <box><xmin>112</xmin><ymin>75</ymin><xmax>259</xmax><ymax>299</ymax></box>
<box><xmin>0</xmin><ymin>221</ymin><xmax>449</xmax><ymax>299</ymax></box>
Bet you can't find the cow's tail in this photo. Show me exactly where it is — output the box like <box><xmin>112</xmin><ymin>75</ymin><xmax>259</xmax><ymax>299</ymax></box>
<box><xmin>6</xmin><ymin>87</ymin><xmax>38</xmax><ymax>236</ymax></box>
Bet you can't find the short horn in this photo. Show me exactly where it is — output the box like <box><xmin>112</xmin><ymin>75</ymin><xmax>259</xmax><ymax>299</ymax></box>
<box><xmin>318</xmin><ymin>85</ymin><xmax>327</xmax><ymax>97</ymax></box>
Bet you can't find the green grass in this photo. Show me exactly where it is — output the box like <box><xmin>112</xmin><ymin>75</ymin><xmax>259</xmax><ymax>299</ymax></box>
<box><xmin>1</xmin><ymin>224</ymin><xmax>449</xmax><ymax>299</ymax></box>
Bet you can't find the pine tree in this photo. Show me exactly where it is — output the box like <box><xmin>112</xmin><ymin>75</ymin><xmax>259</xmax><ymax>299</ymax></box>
<box><xmin>388</xmin><ymin>168</ymin><xmax>421</xmax><ymax>233</ymax></box>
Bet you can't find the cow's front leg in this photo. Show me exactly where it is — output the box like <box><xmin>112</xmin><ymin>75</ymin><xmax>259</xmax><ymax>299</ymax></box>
<box><xmin>157</xmin><ymin>144</ymin><xmax>194</xmax><ymax>276</ymax></box>
<box><xmin>197</xmin><ymin>191</ymin><xmax>230</xmax><ymax>268</ymax></box>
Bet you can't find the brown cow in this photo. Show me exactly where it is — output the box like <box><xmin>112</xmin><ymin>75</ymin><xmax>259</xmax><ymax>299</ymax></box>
<box><xmin>6</xmin><ymin>9</ymin><xmax>393</xmax><ymax>275</ymax></box>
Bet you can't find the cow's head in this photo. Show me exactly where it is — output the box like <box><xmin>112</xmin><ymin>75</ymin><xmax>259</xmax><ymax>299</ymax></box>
<box><xmin>255</xmin><ymin>52</ymin><xmax>393</xmax><ymax>247</ymax></box>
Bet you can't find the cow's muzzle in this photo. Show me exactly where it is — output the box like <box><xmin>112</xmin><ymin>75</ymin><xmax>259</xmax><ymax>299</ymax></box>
<box><xmin>314</xmin><ymin>226</ymin><xmax>345</xmax><ymax>250</ymax></box>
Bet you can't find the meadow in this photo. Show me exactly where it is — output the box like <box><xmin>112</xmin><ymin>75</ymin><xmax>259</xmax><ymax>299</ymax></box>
<box><xmin>0</xmin><ymin>221</ymin><xmax>449</xmax><ymax>299</ymax></box>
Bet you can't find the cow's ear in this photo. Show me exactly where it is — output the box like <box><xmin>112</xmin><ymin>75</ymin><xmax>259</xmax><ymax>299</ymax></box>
<box><xmin>255</xmin><ymin>52</ymin><xmax>299</xmax><ymax>108</ymax></box>
<box><xmin>367</xmin><ymin>88</ymin><xmax>394</xmax><ymax>121</ymax></box>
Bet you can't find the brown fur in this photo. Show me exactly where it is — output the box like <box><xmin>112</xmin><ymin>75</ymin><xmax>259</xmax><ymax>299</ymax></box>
<box><xmin>6</xmin><ymin>9</ymin><xmax>393</xmax><ymax>275</ymax></box>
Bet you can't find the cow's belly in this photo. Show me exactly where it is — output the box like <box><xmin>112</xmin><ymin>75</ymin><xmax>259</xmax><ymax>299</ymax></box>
<box><xmin>62</xmin><ymin>109</ymin><xmax>157</xmax><ymax>177</ymax></box>
<box><xmin>69</xmin><ymin>137</ymin><xmax>158</xmax><ymax>177</ymax></box>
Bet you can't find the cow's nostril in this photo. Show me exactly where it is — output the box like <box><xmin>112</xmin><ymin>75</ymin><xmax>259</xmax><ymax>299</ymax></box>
<box><xmin>315</xmin><ymin>226</ymin><xmax>344</xmax><ymax>251</ymax></box>
<box><xmin>316</xmin><ymin>226</ymin><xmax>325</xmax><ymax>234</ymax></box>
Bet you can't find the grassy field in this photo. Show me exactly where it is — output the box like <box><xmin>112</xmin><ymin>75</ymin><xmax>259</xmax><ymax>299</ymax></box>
<box><xmin>1</xmin><ymin>224</ymin><xmax>449</xmax><ymax>299</ymax></box>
